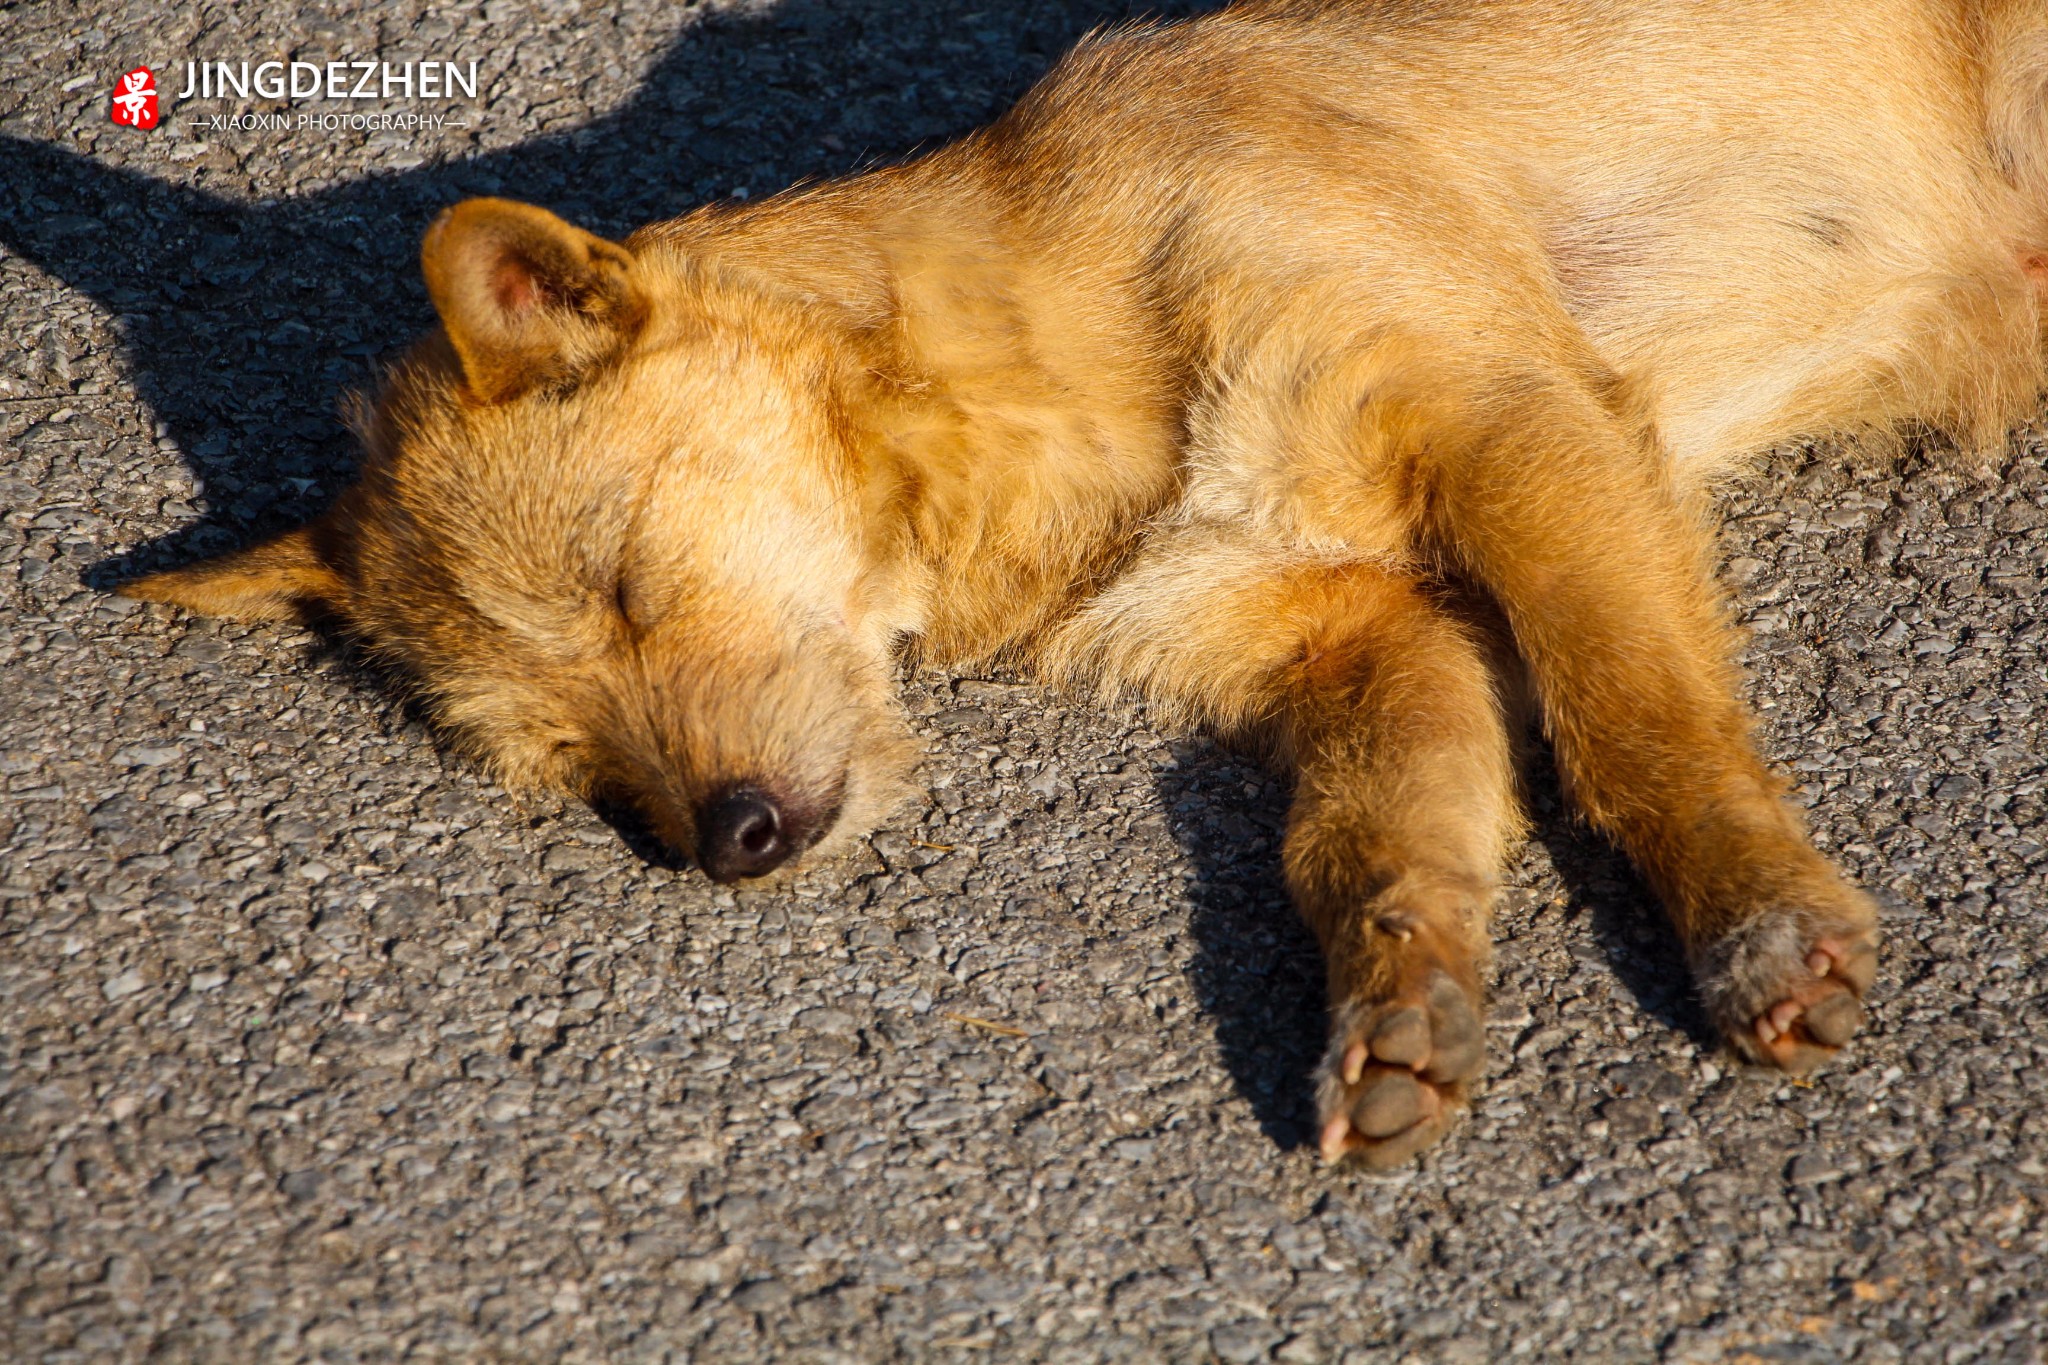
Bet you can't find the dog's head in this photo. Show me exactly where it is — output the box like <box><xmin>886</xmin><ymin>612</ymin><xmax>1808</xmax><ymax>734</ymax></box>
<box><xmin>125</xmin><ymin>198</ymin><xmax>916</xmax><ymax>880</ymax></box>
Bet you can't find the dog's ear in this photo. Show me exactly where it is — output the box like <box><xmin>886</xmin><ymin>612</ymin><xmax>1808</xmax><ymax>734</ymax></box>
<box><xmin>119</xmin><ymin>511</ymin><xmax>353</xmax><ymax>622</ymax></box>
<box><xmin>420</xmin><ymin>197</ymin><xmax>647</xmax><ymax>405</ymax></box>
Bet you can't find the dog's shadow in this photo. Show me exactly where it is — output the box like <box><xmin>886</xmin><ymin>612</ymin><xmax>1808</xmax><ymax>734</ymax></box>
<box><xmin>0</xmin><ymin>0</ymin><xmax>1215</xmax><ymax>585</ymax></box>
<box><xmin>1526</xmin><ymin>774</ymin><xmax>1717</xmax><ymax>1051</ymax></box>
<box><xmin>1162</xmin><ymin>737</ymin><xmax>1714</xmax><ymax>1153</ymax></box>
<box><xmin>1153</xmin><ymin>742</ymin><xmax>1325</xmax><ymax>1149</ymax></box>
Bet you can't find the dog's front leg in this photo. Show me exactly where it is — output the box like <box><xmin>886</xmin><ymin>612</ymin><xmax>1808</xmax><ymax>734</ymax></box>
<box><xmin>1277</xmin><ymin>571</ymin><xmax>1523</xmax><ymax>1168</ymax></box>
<box><xmin>1056</xmin><ymin>545</ymin><xmax>1521</xmax><ymax>1167</ymax></box>
<box><xmin>1428</xmin><ymin>372</ymin><xmax>1879</xmax><ymax>1073</ymax></box>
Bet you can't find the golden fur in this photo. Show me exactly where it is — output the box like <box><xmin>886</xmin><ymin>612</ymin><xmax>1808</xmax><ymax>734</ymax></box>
<box><xmin>126</xmin><ymin>0</ymin><xmax>2048</xmax><ymax>1167</ymax></box>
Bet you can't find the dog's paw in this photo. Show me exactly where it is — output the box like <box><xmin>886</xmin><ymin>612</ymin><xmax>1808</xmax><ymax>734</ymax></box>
<box><xmin>1317</xmin><ymin>962</ymin><xmax>1485</xmax><ymax>1170</ymax></box>
<box><xmin>1695</xmin><ymin>898</ymin><xmax>1879</xmax><ymax>1075</ymax></box>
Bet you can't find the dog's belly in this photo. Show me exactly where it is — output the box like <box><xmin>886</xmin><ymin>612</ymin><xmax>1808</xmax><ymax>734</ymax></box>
<box><xmin>1564</xmin><ymin>205</ymin><xmax>2044</xmax><ymax>475</ymax></box>
<box><xmin>1468</xmin><ymin>3</ymin><xmax>2048</xmax><ymax>471</ymax></box>
<box><xmin>1250</xmin><ymin>0</ymin><xmax>2048</xmax><ymax>474</ymax></box>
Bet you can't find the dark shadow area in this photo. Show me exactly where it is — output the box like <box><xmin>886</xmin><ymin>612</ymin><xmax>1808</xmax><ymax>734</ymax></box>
<box><xmin>1155</xmin><ymin>738</ymin><xmax>1327</xmax><ymax>1152</ymax></box>
<box><xmin>1526</xmin><ymin>779</ymin><xmax>1719</xmax><ymax>1049</ymax></box>
<box><xmin>0</xmin><ymin>0</ymin><xmax>1218</xmax><ymax>586</ymax></box>
<box><xmin>1540</xmin><ymin>818</ymin><xmax>1712</xmax><ymax>1039</ymax></box>
<box><xmin>592</xmin><ymin>799</ymin><xmax>693</xmax><ymax>875</ymax></box>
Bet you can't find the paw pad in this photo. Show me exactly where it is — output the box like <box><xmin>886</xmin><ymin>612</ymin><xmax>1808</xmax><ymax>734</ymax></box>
<box><xmin>1318</xmin><ymin>966</ymin><xmax>1485</xmax><ymax>1169</ymax></box>
<box><xmin>1702</xmin><ymin>915</ymin><xmax>1878</xmax><ymax>1075</ymax></box>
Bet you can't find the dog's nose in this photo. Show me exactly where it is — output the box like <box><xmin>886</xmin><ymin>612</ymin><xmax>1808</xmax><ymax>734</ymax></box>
<box><xmin>696</xmin><ymin>786</ymin><xmax>795</xmax><ymax>882</ymax></box>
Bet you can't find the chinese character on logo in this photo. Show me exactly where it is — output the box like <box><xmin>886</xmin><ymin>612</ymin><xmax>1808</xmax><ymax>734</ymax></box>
<box><xmin>110</xmin><ymin>67</ymin><xmax>158</xmax><ymax>129</ymax></box>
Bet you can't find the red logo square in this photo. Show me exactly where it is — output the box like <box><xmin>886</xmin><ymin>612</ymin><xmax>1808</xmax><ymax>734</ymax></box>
<box><xmin>111</xmin><ymin>67</ymin><xmax>159</xmax><ymax>129</ymax></box>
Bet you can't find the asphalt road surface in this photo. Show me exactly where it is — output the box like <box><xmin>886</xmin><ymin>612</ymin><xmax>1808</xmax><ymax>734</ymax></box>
<box><xmin>3</xmin><ymin>1</ymin><xmax>2045</xmax><ymax>1361</ymax></box>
